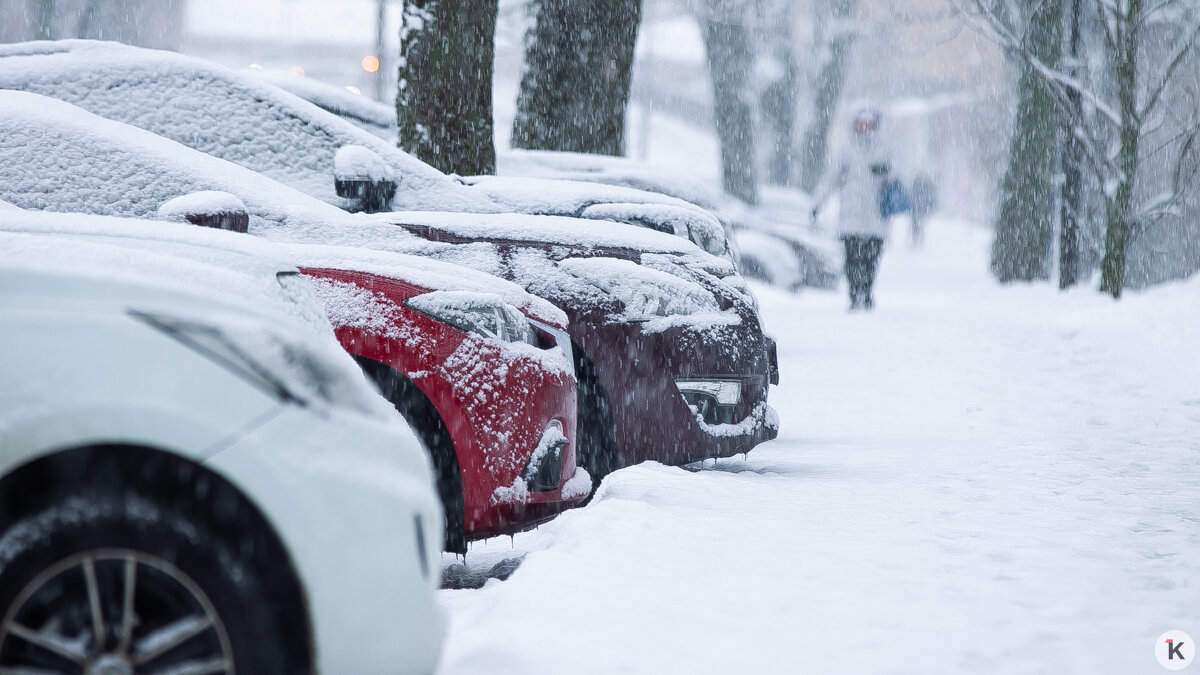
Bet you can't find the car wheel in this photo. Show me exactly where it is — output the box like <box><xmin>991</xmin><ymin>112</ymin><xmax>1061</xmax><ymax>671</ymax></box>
<box><xmin>356</xmin><ymin>357</ymin><xmax>467</xmax><ymax>554</ymax></box>
<box><xmin>572</xmin><ymin>343</ymin><xmax>618</xmax><ymax>494</ymax></box>
<box><xmin>0</xmin><ymin>491</ymin><xmax>297</xmax><ymax>674</ymax></box>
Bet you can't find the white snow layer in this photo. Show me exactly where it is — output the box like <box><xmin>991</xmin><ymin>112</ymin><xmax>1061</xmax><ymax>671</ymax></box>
<box><xmin>275</xmin><ymin>243</ymin><xmax>568</xmax><ymax>327</ymax></box>
<box><xmin>0</xmin><ymin>209</ymin><xmax>328</xmax><ymax>336</ymax></box>
<box><xmin>438</xmin><ymin>218</ymin><xmax>1200</xmax><ymax>674</ymax></box>
<box><xmin>0</xmin><ymin>40</ymin><xmax>487</xmax><ymax>213</ymax></box>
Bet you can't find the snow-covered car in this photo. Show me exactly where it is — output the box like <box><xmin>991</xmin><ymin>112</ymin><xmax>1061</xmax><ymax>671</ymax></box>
<box><xmin>497</xmin><ymin>150</ymin><xmax>841</xmax><ymax>291</ymax></box>
<box><xmin>0</xmin><ymin>39</ymin><xmax>732</xmax><ymax>260</ymax></box>
<box><xmin>276</xmin><ymin>244</ymin><xmax>588</xmax><ymax>550</ymax></box>
<box><xmin>0</xmin><ymin>212</ymin><xmax>445</xmax><ymax>674</ymax></box>
<box><xmin>0</xmin><ymin>89</ymin><xmax>777</xmax><ymax>487</ymax></box>
<box><xmin>0</xmin><ymin>104</ymin><xmax>586</xmax><ymax>555</ymax></box>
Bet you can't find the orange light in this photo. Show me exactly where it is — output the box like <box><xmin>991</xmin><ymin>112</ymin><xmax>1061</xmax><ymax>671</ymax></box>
<box><xmin>361</xmin><ymin>55</ymin><xmax>380</xmax><ymax>73</ymax></box>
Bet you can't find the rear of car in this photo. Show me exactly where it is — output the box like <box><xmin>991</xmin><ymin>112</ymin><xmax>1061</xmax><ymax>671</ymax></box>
<box><xmin>0</xmin><ymin>223</ymin><xmax>445</xmax><ymax>674</ymax></box>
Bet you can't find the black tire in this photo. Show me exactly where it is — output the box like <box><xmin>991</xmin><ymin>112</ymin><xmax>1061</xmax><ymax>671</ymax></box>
<box><xmin>0</xmin><ymin>489</ymin><xmax>301</xmax><ymax>674</ymax></box>
<box><xmin>355</xmin><ymin>357</ymin><xmax>467</xmax><ymax>554</ymax></box>
<box><xmin>572</xmin><ymin>342</ymin><xmax>619</xmax><ymax>495</ymax></box>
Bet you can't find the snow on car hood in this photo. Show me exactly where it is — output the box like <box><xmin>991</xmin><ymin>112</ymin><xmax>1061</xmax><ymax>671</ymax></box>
<box><xmin>371</xmin><ymin>210</ymin><xmax>701</xmax><ymax>255</ymax></box>
<box><xmin>276</xmin><ymin>243</ymin><xmax>567</xmax><ymax>328</ymax></box>
<box><xmin>0</xmin><ymin>39</ymin><xmax>492</xmax><ymax>214</ymax></box>
<box><xmin>0</xmin><ymin>208</ymin><xmax>331</xmax><ymax>337</ymax></box>
<box><xmin>0</xmin><ymin>210</ymin><xmax>408</xmax><ymax>423</ymax></box>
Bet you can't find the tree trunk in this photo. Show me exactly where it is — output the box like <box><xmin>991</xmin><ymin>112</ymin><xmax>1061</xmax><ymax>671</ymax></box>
<box><xmin>990</xmin><ymin>0</ymin><xmax>1063</xmax><ymax>282</ymax></box>
<box><xmin>700</xmin><ymin>6</ymin><xmax>758</xmax><ymax>205</ymax></box>
<box><xmin>1099</xmin><ymin>1</ymin><xmax>1141</xmax><ymax>298</ymax></box>
<box><xmin>1058</xmin><ymin>0</ymin><xmax>1083</xmax><ymax>289</ymax></box>
<box><xmin>511</xmin><ymin>0</ymin><xmax>643</xmax><ymax>157</ymax></box>
<box><xmin>796</xmin><ymin>0</ymin><xmax>856</xmax><ymax>193</ymax></box>
<box><xmin>396</xmin><ymin>0</ymin><xmax>498</xmax><ymax>176</ymax></box>
<box><xmin>757</xmin><ymin>0</ymin><xmax>799</xmax><ymax>186</ymax></box>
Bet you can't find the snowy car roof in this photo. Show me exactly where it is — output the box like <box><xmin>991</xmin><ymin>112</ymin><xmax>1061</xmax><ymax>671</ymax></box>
<box><xmin>0</xmin><ymin>90</ymin><xmax>564</xmax><ymax>325</ymax></box>
<box><xmin>278</xmin><ymin>243</ymin><xmax>566</xmax><ymax>326</ymax></box>
<box><xmin>0</xmin><ymin>40</ymin><xmax>731</xmax><ymax>249</ymax></box>
<box><xmin>0</xmin><ymin>39</ymin><xmax>494</xmax><ymax>214</ymax></box>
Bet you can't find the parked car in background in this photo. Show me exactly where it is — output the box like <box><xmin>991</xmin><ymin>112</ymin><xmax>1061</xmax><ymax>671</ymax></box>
<box><xmin>0</xmin><ymin>89</ymin><xmax>777</xmax><ymax>489</ymax></box>
<box><xmin>497</xmin><ymin>150</ymin><xmax>841</xmax><ymax>292</ymax></box>
<box><xmin>0</xmin><ymin>212</ymin><xmax>445</xmax><ymax>674</ymax></box>
<box><xmin>0</xmin><ymin>39</ymin><xmax>732</xmax><ymax>260</ymax></box>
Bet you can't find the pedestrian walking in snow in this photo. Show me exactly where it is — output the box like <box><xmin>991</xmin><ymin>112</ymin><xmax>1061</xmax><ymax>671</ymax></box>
<box><xmin>910</xmin><ymin>172</ymin><xmax>938</xmax><ymax>248</ymax></box>
<box><xmin>811</xmin><ymin>108</ymin><xmax>897</xmax><ymax>311</ymax></box>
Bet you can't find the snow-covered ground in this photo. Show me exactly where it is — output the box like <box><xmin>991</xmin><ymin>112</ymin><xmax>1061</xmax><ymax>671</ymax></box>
<box><xmin>438</xmin><ymin>217</ymin><xmax>1200</xmax><ymax>674</ymax></box>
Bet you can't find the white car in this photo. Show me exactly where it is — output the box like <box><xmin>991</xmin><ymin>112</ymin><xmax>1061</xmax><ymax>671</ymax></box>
<box><xmin>0</xmin><ymin>211</ymin><xmax>445</xmax><ymax>674</ymax></box>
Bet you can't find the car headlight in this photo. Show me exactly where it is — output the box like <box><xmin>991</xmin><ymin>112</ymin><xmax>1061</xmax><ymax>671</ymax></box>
<box><xmin>130</xmin><ymin>310</ymin><xmax>375</xmax><ymax>413</ymax></box>
<box><xmin>675</xmin><ymin>378</ymin><xmax>742</xmax><ymax>425</ymax></box>
<box><xmin>558</xmin><ymin>256</ymin><xmax>720</xmax><ymax>321</ymax></box>
<box><xmin>404</xmin><ymin>290</ymin><xmax>537</xmax><ymax>345</ymax></box>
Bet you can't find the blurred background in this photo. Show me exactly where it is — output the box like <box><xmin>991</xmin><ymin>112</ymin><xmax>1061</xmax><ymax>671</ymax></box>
<box><xmin>1</xmin><ymin>0</ymin><xmax>1196</xmax><ymax>290</ymax></box>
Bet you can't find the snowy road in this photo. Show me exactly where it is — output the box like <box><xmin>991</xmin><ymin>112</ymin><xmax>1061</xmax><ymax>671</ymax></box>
<box><xmin>437</xmin><ymin>219</ymin><xmax>1200</xmax><ymax>674</ymax></box>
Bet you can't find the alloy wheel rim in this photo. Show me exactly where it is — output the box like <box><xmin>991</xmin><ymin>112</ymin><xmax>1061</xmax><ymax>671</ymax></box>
<box><xmin>0</xmin><ymin>548</ymin><xmax>235</xmax><ymax>674</ymax></box>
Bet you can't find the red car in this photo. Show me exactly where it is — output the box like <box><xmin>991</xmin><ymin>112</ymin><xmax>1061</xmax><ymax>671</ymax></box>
<box><xmin>291</xmin><ymin>253</ymin><xmax>588</xmax><ymax>551</ymax></box>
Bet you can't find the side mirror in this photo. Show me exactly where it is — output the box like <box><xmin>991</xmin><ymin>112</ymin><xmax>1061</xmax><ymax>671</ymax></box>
<box><xmin>334</xmin><ymin>145</ymin><xmax>397</xmax><ymax>213</ymax></box>
<box><xmin>158</xmin><ymin>191</ymin><xmax>249</xmax><ymax>233</ymax></box>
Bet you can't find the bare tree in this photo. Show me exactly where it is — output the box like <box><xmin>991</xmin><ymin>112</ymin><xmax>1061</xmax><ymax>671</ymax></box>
<box><xmin>396</xmin><ymin>0</ymin><xmax>498</xmax><ymax>176</ymax></box>
<box><xmin>511</xmin><ymin>0</ymin><xmax>643</xmax><ymax>156</ymax></box>
<box><xmin>988</xmin><ymin>0</ymin><xmax>1062</xmax><ymax>283</ymax></box>
<box><xmin>959</xmin><ymin>0</ymin><xmax>1200</xmax><ymax>297</ymax></box>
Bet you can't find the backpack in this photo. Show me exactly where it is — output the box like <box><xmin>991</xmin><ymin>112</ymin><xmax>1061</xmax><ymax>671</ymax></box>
<box><xmin>879</xmin><ymin>178</ymin><xmax>912</xmax><ymax>218</ymax></box>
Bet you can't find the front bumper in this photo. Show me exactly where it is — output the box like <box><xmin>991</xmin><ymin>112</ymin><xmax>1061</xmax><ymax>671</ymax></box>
<box><xmin>577</xmin><ymin>314</ymin><xmax>779</xmax><ymax>468</ymax></box>
<box><xmin>424</xmin><ymin>334</ymin><xmax>582</xmax><ymax>540</ymax></box>
<box><xmin>204</xmin><ymin>406</ymin><xmax>444</xmax><ymax>675</ymax></box>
